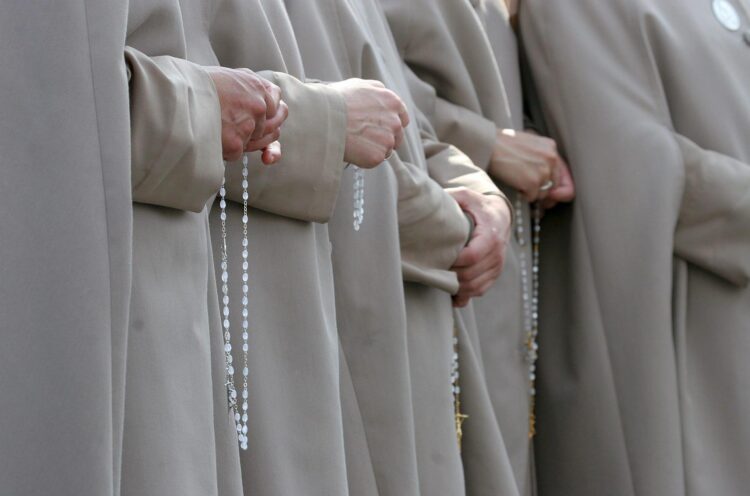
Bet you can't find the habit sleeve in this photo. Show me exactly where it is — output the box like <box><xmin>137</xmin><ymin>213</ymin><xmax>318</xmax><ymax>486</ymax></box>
<box><xmin>222</xmin><ymin>73</ymin><xmax>347</xmax><ymax>223</ymax></box>
<box><xmin>674</xmin><ymin>136</ymin><xmax>750</xmax><ymax>287</ymax></box>
<box><xmin>430</xmin><ymin>97</ymin><xmax>498</xmax><ymax>171</ymax></box>
<box><xmin>126</xmin><ymin>46</ymin><xmax>223</xmax><ymax>213</ymax></box>
<box><xmin>412</xmin><ymin>83</ymin><xmax>513</xmax><ymax>221</ymax></box>
<box><xmin>392</xmin><ymin>152</ymin><xmax>470</xmax><ymax>294</ymax></box>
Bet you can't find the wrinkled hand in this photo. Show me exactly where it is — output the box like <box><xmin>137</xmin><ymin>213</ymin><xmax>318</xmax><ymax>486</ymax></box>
<box><xmin>330</xmin><ymin>78</ymin><xmax>410</xmax><ymax>169</ymax></box>
<box><xmin>205</xmin><ymin>66</ymin><xmax>288</xmax><ymax>162</ymax></box>
<box><xmin>490</xmin><ymin>129</ymin><xmax>566</xmax><ymax>202</ymax></box>
<box><xmin>449</xmin><ymin>189</ymin><xmax>512</xmax><ymax>307</ymax></box>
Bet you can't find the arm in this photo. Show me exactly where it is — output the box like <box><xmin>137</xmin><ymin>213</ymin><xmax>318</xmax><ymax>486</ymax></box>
<box><xmin>391</xmin><ymin>152</ymin><xmax>471</xmax><ymax>294</ymax></box>
<box><xmin>430</xmin><ymin>96</ymin><xmax>498</xmax><ymax>171</ymax></box>
<box><xmin>126</xmin><ymin>46</ymin><xmax>223</xmax><ymax>213</ymax></box>
<box><xmin>223</xmin><ymin>72</ymin><xmax>348</xmax><ymax>223</ymax></box>
<box><xmin>674</xmin><ymin>135</ymin><xmax>750</xmax><ymax>287</ymax></box>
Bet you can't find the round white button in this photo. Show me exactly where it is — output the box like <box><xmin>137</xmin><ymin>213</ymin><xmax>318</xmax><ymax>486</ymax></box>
<box><xmin>713</xmin><ymin>0</ymin><xmax>742</xmax><ymax>31</ymax></box>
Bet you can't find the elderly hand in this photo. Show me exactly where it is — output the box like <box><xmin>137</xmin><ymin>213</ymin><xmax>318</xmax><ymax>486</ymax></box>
<box><xmin>329</xmin><ymin>78</ymin><xmax>410</xmax><ymax>168</ymax></box>
<box><xmin>206</xmin><ymin>66</ymin><xmax>288</xmax><ymax>162</ymax></box>
<box><xmin>490</xmin><ymin>129</ymin><xmax>568</xmax><ymax>202</ymax></box>
<box><xmin>448</xmin><ymin>188</ymin><xmax>512</xmax><ymax>307</ymax></box>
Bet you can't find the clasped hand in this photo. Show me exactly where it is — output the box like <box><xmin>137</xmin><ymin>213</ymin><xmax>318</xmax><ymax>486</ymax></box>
<box><xmin>449</xmin><ymin>189</ymin><xmax>512</xmax><ymax>308</ymax></box>
<box><xmin>206</xmin><ymin>66</ymin><xmax>289</xmax><ymax>164</ymax></box>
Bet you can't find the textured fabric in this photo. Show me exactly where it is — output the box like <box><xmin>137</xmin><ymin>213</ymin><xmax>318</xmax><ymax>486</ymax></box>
<box><xmin>120</xmin><ymin>1</ymin><xmax>243</xmax><ymax>495</ymax></box>
<box><xmin>209</xmin><ymin>0</ymin><xmax>352</xmax><ymax>494</ymax></box>
<box><xmin>380</xmin><ymin>0</ymin><xmax>535</xmax><ymax>494</ymax></box>
<box><xmin>0</xmin><ymin>1</ymin><xmax>132</xmax><ymax>494</ymax></box>
<box><xmin>520</xmin><ymin>0</ymin><xmax>750</xmax><ymax>494</ymax></box>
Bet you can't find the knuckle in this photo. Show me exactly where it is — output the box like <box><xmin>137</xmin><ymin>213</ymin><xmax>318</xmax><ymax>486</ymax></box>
<box><xmin>365</xmin><ymin>151</ymin><xmax>381</xmax><ymax>167</ymax></box>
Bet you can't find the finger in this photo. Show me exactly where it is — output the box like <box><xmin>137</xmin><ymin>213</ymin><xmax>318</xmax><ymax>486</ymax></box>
<box><xmin>261</xmin><ymin>101</ymin><xmax>288</xmax><ymax>136</ymax></box>
<box><xmin>453</xmin><ymin>294</ymin><xmax>471</xmax><ymax>308</ymax></box>
<box><xmin>455</xmin><ymin>252</ymin><xmax>501</xmax><ymax>284</ymax></box>
<box><xmin>262</xmin><ymin>80</ymin><xmax>282</xmax><ymax>118</ymax></box>
<box><xmin>522</xmin><ymin>188</ymin><xmax>539</xmax><ymax>203</ymax></box>
<box><xmin>398</xmin><ymin>103</ymin><xmax>410</xmax><ymax>128</ymax></box>
<box><xmin>245</xmin><ymin>128</ymin><xmax>281</xmax><ymax>153</ymax></box>
<box><xmin>393</xmin><ymin>125</ymin><xmax>404</xmax><ymax>150</ymax></box>
<box><xmin>551</xmin><ymin>161</ymin><xmax>576</xmax><ymax>202</ymax></box>
<box><xmin>457</xmin><ymin>267</ymin><xmax>501</xmax><ymax>300</ymax></box>
<box><xmin>264</xmin><ymin>141</ymin><xmax>282</xmax><ymax>165</ymax></box>
<box><xmin>249</xmin><ymin>112</ymin><xmax>267</xmax><ymax>141</ymax></box>
<box><xmin>452</xmin><ymin>234</ymin><xmax>493</xmax><ymax>268</ymax></box>
<box><xmin>548</xmin><ymin>183</ymin><xmax>575</xmax><ymax>203</ymax></box>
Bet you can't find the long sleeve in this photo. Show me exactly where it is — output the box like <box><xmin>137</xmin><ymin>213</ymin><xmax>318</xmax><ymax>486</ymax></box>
<box><xmin>126</xmin><ymin>46</ymin><xmax>223</xmax><ymax>213</ymax></box>
<box><xmin>430</xmin><ymin>96</ymin><xmax>498</xmax><ymax>171</ymax></box>
<box><xmin>210</xmin><ymin>0</ymin><xmax>348</xmax><ymax>223</ymax></box>
<box><xmin>392</xmin><ymin>152</ymin><xmax>471</xmax><ymax>294</ymax></box>
<box><xmin>674</xmin><ymin>135</ymin><xmax>750</xmax><ymax>287</ymax></box>
<box><xmin>405</xmin><ymin>63</ymin><xmax>506</xmax><ymax>198</ymax></box>
<box><xmin>223</xmin><ymin>72</ymin><xmax>347</xmax><ymax>223</ymax></box>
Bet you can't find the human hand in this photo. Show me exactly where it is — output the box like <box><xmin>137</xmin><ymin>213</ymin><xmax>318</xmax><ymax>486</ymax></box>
<box><xmin>540</xmin><ymin>157</ymin><xmax>575</xmax><ymax>209</ymax></box>
<box><xmin>448</xmin><ymin>189</ymin><xmax>512</xmax><ymax>307</ymax></box>
<box><xmin>489</xmin><ymin>129</ymin><xmax>564</xmax><ymax>202</ymax></box>
<box><xmin>329</xmin><ymin>78</ymin><xmax>410</xmax><ymax>168</ymax></box>
<box><xmin>205</xmin><ymin>66</ymin><xmax>287</xmax><ymax>161</ymax></box>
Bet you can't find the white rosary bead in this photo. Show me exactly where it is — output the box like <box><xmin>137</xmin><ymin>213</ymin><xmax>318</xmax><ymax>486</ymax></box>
<box><xmin>515</xmin><ymin>192</ymin><xmax>542</xmax><ymax>437</ymax></box>
<box><xmin>352</xmin><ymin>166</ymin><xmax>365</xmax><ymax>231</ymax></box>
<box><xmin>219</xmin><ymin>155</ymin><xmax>252</xmax><ymax>451</ymax></box>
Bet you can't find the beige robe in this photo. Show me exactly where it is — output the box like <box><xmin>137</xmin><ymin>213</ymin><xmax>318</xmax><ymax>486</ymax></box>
<box><xmin>0</xmin><ymin>2</ymin><xmax>132</xmax><ymax>494</ymax></box>
<box><xmin>379</xmin><ymin>1</ymin><xmax>535</xmax><ymax>494</ymax></box>
<box><xmin>521</xmin><ymin>0</ymin><xmax>750</xmax><ymax>494</ymax></box>
<box><xmin>285</xmin><ymin>1</ymin><xmax>506</xmax><ymax>495</ymax></box>
<box><xmin>209</xmin><ymin>0</ymin><xmax>354</xmax><ymax>494</ymax></box>
<box><xmin>120</xmin><ymin>1</ymin><xmax>243</xmax><ymax>494</ymax></box>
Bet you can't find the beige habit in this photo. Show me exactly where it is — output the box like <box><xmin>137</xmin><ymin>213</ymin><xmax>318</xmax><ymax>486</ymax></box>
<box><xmin>209</xmin><ymin>0</ymin><xmax>353</xmax><ymax>494</ymax></box>
<box><xmin>379</xmin><ymin>0</ymin><xmax>535</xmax><ymax>494</ymax></box>
<box><xmin>285</xmin><ymin>1</ymin><xmax>507</xmax><ymax>495</ymax></box>
<box><xmin>0</xmin><ymin>2</ymin><xmax>132</xmax><ymax>494</ymax></box>
<box><xmin>521</xmin><ymin>0</ymin><xmax>750</xmax><ymax>494</ymax></box>
<box><xmin>121</xmin><ymin>0</ymin><xmax>243</xmax><ymax>494</ymax></box>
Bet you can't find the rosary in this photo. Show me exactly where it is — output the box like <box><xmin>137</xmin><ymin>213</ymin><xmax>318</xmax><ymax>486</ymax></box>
<box><xmin>219</xmin><ymin>155</ymin><xmax>251</xmax><ymax>451</ymax></box>
<box><xmin>515</xmin><ymin>193</ymin><xmax>542</xmax><ymax>438</ymax></box>
<box><xmin>452</xmin><ymin>326</ymin><xmax>468</xmax><ymax>450</ymax></box>
<box><xmin>220</xmin><ymin>157</ymin><xmax>366</xmax><ymax>451</ymax></box>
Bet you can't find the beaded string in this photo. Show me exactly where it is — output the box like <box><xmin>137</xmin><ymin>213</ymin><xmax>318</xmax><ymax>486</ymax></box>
<box><xmin>452</xmin><ymin>326</ymin><xmax>468</xmax><ymax>450</ymax></box>
<box><xmin>219</xmin><ymin>154</ymin><xmax>251</xmax><ymax>450</ymax></box>
<box><xmin>353</xmin><ymin>166</ymin><xmax>365</xmax><ymax>231</ymax></box>
<box><xmin>515</xmin><ymin>193</ymin><xmax>542</xmax><ymax>438</ymax></box>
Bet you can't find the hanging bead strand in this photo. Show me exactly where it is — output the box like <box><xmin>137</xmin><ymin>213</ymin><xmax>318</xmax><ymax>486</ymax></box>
<box><xmin>528</xmin><ymin>202</ymin><xmax>542</xmax><ymax>438</ymax></box>
<box><xmin>515</xmin><ymin>192</ymin><xmax>541</xmax><ymax>438</ymax></box>
<box><xmin>219</xmin><ymin>175</ymin><xmax>241</xmax><ymax>436</ymax></box>
<box><xmin>353</xmin><ymin>165</ymin><xmax>365</xmax><ymax>231</ymax></box>
<box><xmin>239</xmin><ymin>155</ymin><xmax>250</xmax><ymax>451</ymax></box>
<box><xmin>219</xmin><ymin>155</ymin><xmax>252</xmax><ymax>451</ymax></box>
<box><xmin>452</xmin><ymin>326</ymin><xmax>468</xmax><ymax>450</ymax></box>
